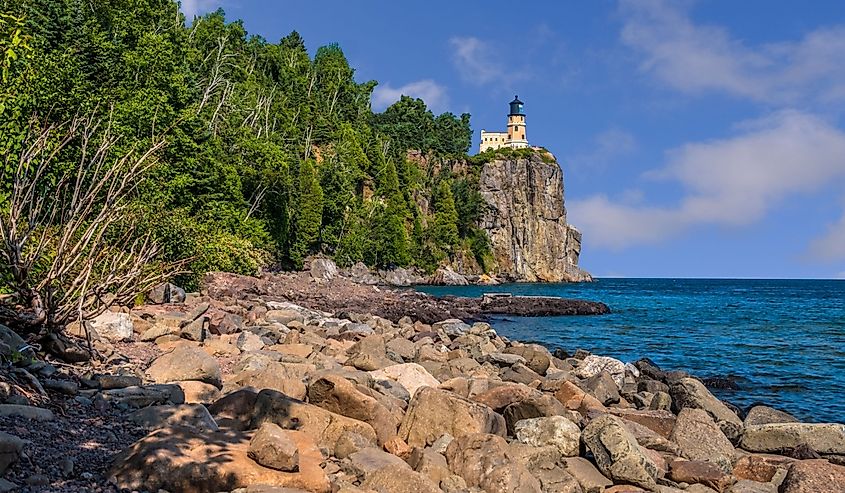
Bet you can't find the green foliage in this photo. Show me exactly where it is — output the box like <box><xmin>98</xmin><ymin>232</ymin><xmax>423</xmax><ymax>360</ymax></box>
<box><xmin>1</xmin><ymin>0</ymin><xmax>504</xmax><ymax>285</ymax></box>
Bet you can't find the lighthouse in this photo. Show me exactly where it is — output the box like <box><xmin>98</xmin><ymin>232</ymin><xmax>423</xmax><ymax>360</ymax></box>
<box><xmin>479</xmin><ymin>95</ymin><xmax>530</xmax><ymax>153</ymax></box>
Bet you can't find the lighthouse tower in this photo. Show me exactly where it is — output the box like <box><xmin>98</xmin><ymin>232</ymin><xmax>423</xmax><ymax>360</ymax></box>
<box><xmin>506</xmin><ymin>95</ymin><xmax>528</xmax><ymax>148</ymax></box>
<box><xmin>478</xmin><ymin>96</ymin><xmax>530</xmax><ymax>153</ymax></box>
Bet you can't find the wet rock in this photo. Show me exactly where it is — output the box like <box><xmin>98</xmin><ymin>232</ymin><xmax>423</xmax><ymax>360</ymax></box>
<box><xmin>779</xmin><ymin>459</ymin><xmax>845</xmax><ymax>493</ymax></box>
<box><xmin>89</xmin><ymin>311</ymin><xmax>134</xmax><ymax>342</ymax></box>
<box><xmin>307</xmin><ymin>374</ymin><xmax>399</xmax><ymax>445</ymax></box>
<box><xmin>399</xmin><ymin>387</ymin><xmax>506</xmax><ymax>448</ymax></box>
<box><xmin>669</xmin><ymin>459</ymin><xmax>733</xmax><ymax>492</ymax></box>
<box><xmin>248</xmin><ymin>422</ymin><xmax>300</xmax><ymax>472</ymax></box>
<box><xmin>129</xmin><ymin>403</ymin><xmax>219</xmax><ymax>431</ymax></box>
<box><xmin>581</xmin><ymin>414</ymin><xmax>659</xmax><ymax>489</ymax></box>
<box><xmin>513</xmin><ymin>416</ymin><xmax>580</xmax><ymax>456</ymax></box>
<box><xmin>740</xmin><ymin>423</ymin><xmax>845</xmax><ymax>454</ymax></box>
<box><xmin>109</xmin><ymin>426</ymin><xmax>330</xmax><ymax>493</ymax></box>
<box><xmin>743</xmin><ymin>405</ymin><xmax>799</xmax><ymax>427</ymax></box>
<box><xmin>670</xmin><ymin>408</ymin><xmax>736</xmax><ymax>473</ymax></box>
<box><xmin>146</xmin><ymin>344</ymin><xmax>222</xmax><ymax>388</ymax></box>
<box><xmin>670</xmin><ymin>377</ymin><xmax>743</xmax><ymax>441</ymax></box>
<box><xmin>445</xmin><ymin>433</ymin><xmax>542</xmax><ymax>493</ymax></box>
<box><xmin>251</xmin><ymin>389</ymin><xmax>377</xmax><ymax>455</ymax></box>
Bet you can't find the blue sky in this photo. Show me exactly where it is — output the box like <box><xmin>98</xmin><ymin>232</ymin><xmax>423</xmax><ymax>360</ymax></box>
<box><xmin>182</xmin><ymin>0</ymin><xmax>845</xmax><ymax>279</ymax></box>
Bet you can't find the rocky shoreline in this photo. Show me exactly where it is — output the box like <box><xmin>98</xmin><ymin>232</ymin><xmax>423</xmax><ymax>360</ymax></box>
<box><xmin>0</xmin><ymin>271</ymin><xmax>843</xmax><ymax>493</ymax></box>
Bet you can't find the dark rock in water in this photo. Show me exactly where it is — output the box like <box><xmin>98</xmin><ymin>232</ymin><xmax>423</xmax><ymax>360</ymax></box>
<box><xmin>634</xmin><ymin>358</ymin><xmax>666</xmax><ymax>382</ymax></box>
<box><xmin>701</xmin><ymin>375</ymin><xmax>742</xmax><ymax>390</ymax></box>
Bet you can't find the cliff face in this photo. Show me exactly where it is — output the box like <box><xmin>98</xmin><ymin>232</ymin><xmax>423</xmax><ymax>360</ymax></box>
<box><xmin>473</xmin><ymin>152</ymin><xmax>591</xmax><ymax>282</ymax></box>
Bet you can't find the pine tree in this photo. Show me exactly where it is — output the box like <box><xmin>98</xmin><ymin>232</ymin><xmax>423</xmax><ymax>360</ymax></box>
<box><xmin>291</xmin><ymin>159</ymin><xmax>324</xmax><ymax>267</ymax></box>
<box><xmin>430</xmin><ymin>180</ymin><xmax>460</xmax><ymax>255</ymax></box>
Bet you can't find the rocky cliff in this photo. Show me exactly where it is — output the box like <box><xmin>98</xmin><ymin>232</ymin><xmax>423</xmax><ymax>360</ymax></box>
<box><xmin>472</xmin><ymin>151</ymin><xmax>591</xmax><ymax>282</ymax></box>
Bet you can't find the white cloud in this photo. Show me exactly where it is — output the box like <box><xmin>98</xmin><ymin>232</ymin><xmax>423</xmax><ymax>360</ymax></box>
<box><xmin>569</xmin><ymin>111</ymin><xmax>845</xmax><ymax>250</ymax></box>
<box><xmin>449</xmin><ymin>36</ymin><xmax>504</xmax><ymax>85</ymax></box>
<box><xmin>371</xmin><ymin>80</ymin><xmax>449</xmax><ymax>113</ymax></box>
<box><xmin>181</xmin><ymin>0</ymin><xmax>224</xmax><ymax>19</ymax></box>
<box><xmin>810</xmin><ymin>212</ymin><xmax>845</xmax><ymax>261</ymax></box>
<box><xmin>568</xmin><ymin>128</ymin><xmax>637</xmax><ymax>171</ymax></box>
<box><xmin>619</xmin><ymin>0</ymin><xmax>845</xmax><ymax>104</ymax></box>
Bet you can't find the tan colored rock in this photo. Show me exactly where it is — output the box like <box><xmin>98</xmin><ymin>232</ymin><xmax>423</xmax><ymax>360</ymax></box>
<box><xmin>248</xmin><ymin>422</ymin><xmax>300</xmax><ymax>472</ymax></box>
<box><xmin>732</xmin><ymin>454</ymin><xmax>792</xmax><ymax>482</ymax></box>
<box><xmin>109</xmin><ymin>427</ymin><xmax>330</xmax><ymax>493</ymax></box>
<box><xmin>346</xmin><ymin>447</ymin><xmax>410</xmax><ymax>480</ymax></box>
<box><xmin>445</xmin><ymin>433</ymin><xmax>542</xmax><ymax>493</ymax></box>
<box><xmin>513</xmin><ymin>416</ymin><xmax>580</xmax><ymax>456</ymax></box>
<box><xmin>399</xmin><ymin>387</ymin><xmax>506</xmax><ymax>448</ymax></box>
<box><xmin>471</xmin><ymin>383</ymin><xmax>538</xmax><ymax>411</ymax></box>
<box><xmin>581</xmin><ymin>414</ymin><xmax>659</xmax><ymax>490</ymax></box>
<box><xmin>224</xmin><ymin>361</ymin><xmax>314</xmax><ymax>400</ymax></box>
<box><xmin>177</xmin><ymin>380</ymin><xmax>221</xmax><ymax>404</ymax></box>
<box><xmin>251</xmin><ymin>389</ymin><xmax>377</xmax><ymax>455</ymax></box>
<box><xmin>779</xmin><ymin>459</ymin><xmax>845</xmax><ymax>493</ymax></box>
<box><xmin>554</xmin><ymin>380</ymin><xmax>606</xmax><ymax>415</ymax></box>
<box><xmin>739</xmin><ymin>423</ymin><xmax>845</xmax><ymax>454</ymax></box>
<box><xmin>670</xmin><ymin>408</ymin><xmax>736</xmax><ymax>473</ymax></box>
<box><xmin>369</xmin><ymin>363</ymin><xmax>439</xmax><ymax>398</ymax></box>
<box><xmin>360</xmin><ymin>463</ymin><xmax>442</xmax><ymax>493</ymax></box>
<box><xmin>561</xmin><ymin>457</ymin><xmax>613</xmax><ymax>492</ymax></box>
<box><xmin>207</xmin><ymin>388</ymin><xmax>257</xmax><ymax>430</ymax></box>
<box><xmin>608</xmin><ymin>408</ymin><xmax>677</xmax><ymax>439</ymax></box>
<box><xmin>146</xmin><ymin>344</ymin><xmax>222</xmax><ymax>388</ymax></box>
<box><xmin>272</xmin><ymin>344</ymin><xmax>314</xmax><ymax>359</ymax></box>
<box><xmin>306</xmin><ymin>374</ymin><xmax>399</xmax><ymax>445</ymax></box>
<box><xmin>408</xmin><ymin>447</ymin><xmax>451</xmax><ymax>485</ymax></box>
<box><xmin>383</xmin><ymin>436</ymin><xmax>411</xmax><ymax>460</ymax></box>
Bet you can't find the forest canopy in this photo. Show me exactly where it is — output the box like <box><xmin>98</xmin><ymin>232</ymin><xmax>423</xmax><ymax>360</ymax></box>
<box><xmin>0</xmin><ymin>0</ymin><xmax>490</xmax><ymax>296</ymax></box>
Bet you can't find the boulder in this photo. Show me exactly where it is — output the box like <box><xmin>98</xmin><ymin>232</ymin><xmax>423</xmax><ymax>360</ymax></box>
<box><xmin>399</xmin><ymin>387</ymin><xmax>506</xmax><ymax>448</ymax></box>
<box><xmin>250</xmin><ymin>389</ymin><xmax>377</xmax><ymax>455</ymax></box>
<box><xmin>310</xmin><ymin>258</ymin><xmax>338</xmax><ymax>281</ymax></box>
<box><xmin>731</xmin><ymin>454</ymin><xmax>791</xmax><ymax>482</ymax></box>
<box><xmin>502</xmin><ymin>393</ymin><xmax>569</xmax><ymax>435</ymax></box>
<box><xmin>670</xmin><ymin>378</ymin><xmax>743</xmax><ymax>441</ymax></box>
<box><xmin>429</xmin><ymin>266</ymin><xmax>469</xmax><ymax>286</ymax></box>
<box><xmin>360</xmin><ymin>463</ymin><xmax>442</xmax><ymax>493</ymax></box>
<box><xmin>129</xmin><ymin>404</ymin><xmax>218</xmax><ymax>431</ymax></box>
<box><xmin>669</xmin><ymin>459</ymin><xmax>733</xmax><ymax>492</ymax></box>
<box><xmin>670</xmin><ymin>408</ymin><xmax>736</xmax><ymax>473</ymax></box>
<box><xmin>472</xmin><ymin>383</ymin><xmax>539</xmax><ymax>412</ymax></box>
<box><xmin>0</xmin><ymin>404</ymin><xmax>55</xmax><ymax>421</ymax></box>
<box><xmin>306</xmin><ymin>374</ymin><xmax>399</xmax><ymax>445</ymax></box>
<box><xmin>513</xmin><ymin>416</ymin><xmax>580</xmax><ymax>456</ymax></box>
<box><xmin>369</xmin><ymin>363</ymin><xmax>439</xmax><ymax>398</ymax></box>
<box><xmin>0</xmin><ymin>325</ymin><xmax>25</xmax><ymax>356</ymax></box>
<box><xmin>445</xmin><ymin>433</ymin><xmax>542</xmax><ymax>493</ymax></box>
<box><xmin>237</xmin><ymin>331</ymin><xmax>266</xmax><ymax>352</ymax></box>
<box><xmin>0</xmin><ymin>432</ymin><xmax>23</xmax><ymax>475</ymax></box>
<box><xmin>89</xmin><ymin>311</ymin><xmax>134</xmax><ymax>342</ymax></box>
<box><xmin>147</xmin><ymin>282</ymin><xmax>187</xmax><ymax>304</ymax></box>
<box><xmin>346</xmin><ymin>447</ymin><xmax>409</xmax><ymax>479</ymax></box>
<box><xmin>574</xmin><ymin>355</ymin><xmax>625</xmax><ymax>388</ymax></box>
<box><xmin>503</xmin><ymin>345</ymin><xmax>551</xmax><ymax>375</ymax></box>
<box><xmin>248</xmin><ymin>422</ymin><xmax>300</xmax><ymax>472</ymax></box>
<box><xmin>561</xmin><ymin>457</ymin><xmax>613</xmax><ymax>492</ymax></box>
<box><xmin>225</xmin><ymin>361</ymin><xmax>312</xmax><ymax>400</ymax></box>
<box><xmin>554</xmin><ymin>380</ymin><xmax>606</xmax><ymax>415</ymax></box>
<box><xmin>146</xmin><ymin>344</ymin><xmax>222</xmax><ymax>388</ymax></box>
<box><xmin>408</xmin><ymin>448</ymin><xmax>452</xmax><ymax>485</ymax></box>
<box><xmin>99</xmin><ymin>384</ymin><xmax>185</xmax><ymax>408</ymax></box>
<box><xmin>581</xmin><ymin>414</ymin><xmax>659</xmax><ymax>490</ymax></box>
<box><xmin>109</xmin><ymin>427</ymin><xmax>329</xmax><ymax>493</ymax></box>
<box><xmin>779</xmin><ymin>459</ymin><xmax>845</xmax><ymax>493</ymax></box>
<box><xmin>743</xmin><ymin>405</ymin><xmax>798</xmax><ymax>427</ymax></box>
<box><xmin>739</xmin><ymin>423</ymin><xmax>845</xmax><ymax>454</ymax></box>
<box><xmin>727</xmin><ymin>479</ymin><xmax>777</xmax><ymax>493</ymax></box>
<box><xmin>177</xmin><ymin>380</ymin><xmax>221</xmax><ymax>404</ymax></box>
<box><xmin>96</xmin><ymin>374</ymin><xmax>142</xmax><ymax>390</ymax></box>
<box><xmin>578</xmin><ymin>370</ymin><xmax>620</xmax><ymax>405</ymax></box>
<box><xmin>608</xmin><ymin>408</ymin><xmax>676</xmax><ymax>439</ymax></box>
<box><xmin>207</xmin><ymin>389</ymin><xmax>257</xmax><ymax>430</ymax></box>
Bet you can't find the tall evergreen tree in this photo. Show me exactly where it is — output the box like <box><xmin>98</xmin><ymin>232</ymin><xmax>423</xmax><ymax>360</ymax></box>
<box><xmin>291</xmin><ymin>159</ymin><xmax>324</xmax><ymax>267</ymax></box>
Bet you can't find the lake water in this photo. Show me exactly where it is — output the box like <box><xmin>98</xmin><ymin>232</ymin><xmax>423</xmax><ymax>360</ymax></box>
<box><xmin>417</xmin><ymin>278</ymin><xmax>845</xmax><ymax>423</ymax></box>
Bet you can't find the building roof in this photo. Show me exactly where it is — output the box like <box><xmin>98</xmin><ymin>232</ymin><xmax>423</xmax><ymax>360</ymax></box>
<box><xmin>510</xmin><ymin>95</ymin><xmax>523</xmax><ymax>105</ymax></box>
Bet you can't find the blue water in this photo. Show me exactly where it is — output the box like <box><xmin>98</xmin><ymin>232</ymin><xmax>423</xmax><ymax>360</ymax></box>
<box><xmin>417</xmin><ymin>278</ymin><xmax>845</xmax><ymax>423</ymax></box>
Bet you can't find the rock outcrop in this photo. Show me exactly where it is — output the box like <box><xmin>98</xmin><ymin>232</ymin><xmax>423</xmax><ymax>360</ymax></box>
<box><xmin>475</xmin><ymin>152</ymin><xmax>591</xmax><ymax>282</ymax></box>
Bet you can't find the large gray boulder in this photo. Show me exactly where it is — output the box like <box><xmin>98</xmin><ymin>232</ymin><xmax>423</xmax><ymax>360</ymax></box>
<box><xmin>399</xmin><ymin>387</ymin><xmax>506</xmax><ymax>448</ymax></box>
<box><xmin>670</xmin><ymin>377</ymin><xmax>743</xmax><ymax>441</ymax></box>
<box><xmin>740</xmin><ymin>423</ymin><xmax>845</xmax><ymax>454</ymax></box>
<box><xmin>513</xmin><ymin>416</ymin><xmax>580</xmax><ymax>456</ymax></box>
<box><xmin>445</xmin><ymin>433</ymin><xmax>542</xmax><ymax>493</ymax></box>
<box><xmin>581</xmin><ymin>414</ymin><xmax>659</xmax><ymax>490</ymax></box>
<box><xmin>670</xmin><ymin>408</ymin><xmax>736</xmax><ymax>473</ymax></box>
<box><xmin>89</xmin><ymin>311</ymin><xmax>134</xmax><ymax>342</ymax></box>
